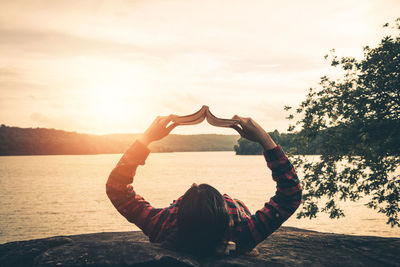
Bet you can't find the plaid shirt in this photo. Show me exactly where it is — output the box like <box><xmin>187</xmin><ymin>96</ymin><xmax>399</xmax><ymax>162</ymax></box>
<box><xmin>106</xmin><ymin>140</ymin><xmax>302</xmax><ymax>252</ymax></box>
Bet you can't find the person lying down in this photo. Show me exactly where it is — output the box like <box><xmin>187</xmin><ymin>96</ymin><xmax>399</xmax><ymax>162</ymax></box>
<box><xmin>106</xmin><ymin>112</ymin><xmax>302</xmax><ymax>257</ymax></box>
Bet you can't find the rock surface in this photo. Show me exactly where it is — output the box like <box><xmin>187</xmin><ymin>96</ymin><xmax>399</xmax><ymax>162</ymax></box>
<box><xmin>1</xmin><ymin>227</ymin><xmax>399</xmax><ymax>267</ymax></box>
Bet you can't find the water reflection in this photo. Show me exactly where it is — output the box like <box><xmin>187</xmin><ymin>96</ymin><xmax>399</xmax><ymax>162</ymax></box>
<box><xmin>0</xmin><ymin>152</ymin><xmax>398</xmax><ymax>244</ymax></box>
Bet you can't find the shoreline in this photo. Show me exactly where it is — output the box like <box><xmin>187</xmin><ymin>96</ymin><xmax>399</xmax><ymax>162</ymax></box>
<box><xmin>0</xmin><ymin>150</ymin><xmax>236</xmax><ymax>157</ymax></box>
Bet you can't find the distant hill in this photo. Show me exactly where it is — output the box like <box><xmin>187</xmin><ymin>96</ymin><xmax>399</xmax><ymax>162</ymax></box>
<box><xmin>0</xmin><ymin>124</ymin><xmax>239</xmax><ymax>156</ymax></box>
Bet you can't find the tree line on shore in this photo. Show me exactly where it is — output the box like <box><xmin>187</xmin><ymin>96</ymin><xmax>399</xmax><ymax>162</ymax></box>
<box><xmin>233</xmin><ymin>130</ymin><xmax>327</xmax><ymax>155</ymax></box>
<box><xmin>0</xmin><ymin>124</ymin><xmax>240</xmax><ymax>155</ymax></box>
<box><xmin>0</xmin><ymin>124</ymin><xmax>319</xmax><ymax>156</ymax></box>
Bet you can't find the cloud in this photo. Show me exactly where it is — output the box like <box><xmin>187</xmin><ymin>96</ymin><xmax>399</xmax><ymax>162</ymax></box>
<box><xmin>0</xmin><ymin>28</ymin><xmax>145</xmax><ymax>58</ymax></box>
<box><xmin>0</xmin><ymin>26</ymin><xmax>323</xmax><ymax>76</ymax></box>
<box><xmin>0</xmin><ymin>67</ymin><xmax>53</xmax><ymax>96</ymax></box>
<box><xmin>152</xmin><ymin>91</ymin><xmax>205</xmax><ymax>114</ymax></box>
<box><xmin>30</xmin><ymin>112</ymin><xmax>84</xmax><ymax>130</ymax></box>
<box><xmin>225</xmin><ymin>55</ymin><xmax>323</xmax><ymax>74</ymax></box>
<box><xmin>0</xmin><ymin>67</ymin><xmax>20</xmax><ymax>77</ymax></box>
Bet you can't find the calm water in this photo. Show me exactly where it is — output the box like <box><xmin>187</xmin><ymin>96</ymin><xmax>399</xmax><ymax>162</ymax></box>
<box><xmin>0</xmin><ymin>152</ymin><xmax>399</xmax><ymax>244</ymax></box>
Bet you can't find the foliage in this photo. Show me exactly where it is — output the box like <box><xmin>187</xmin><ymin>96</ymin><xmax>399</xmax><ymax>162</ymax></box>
<box><xmin>234</xmin><ymin>137</ymin><xmax>264</xmax><ymax>155</ymax></box>
<box><xmin>286</xmin><ymin>19</ymin><xmax>400</xmax><ymax>226</ymax></box>
<box><xmin>234</xmin><ymin>130</ymin><xmax>303</xmax><ymax>155</ymax></box>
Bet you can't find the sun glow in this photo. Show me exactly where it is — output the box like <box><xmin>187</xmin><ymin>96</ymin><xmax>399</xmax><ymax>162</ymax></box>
<box><xmin>75</xmin><ymin>57</ymin><xmax>152</xmax><ymax>127</ymax></box>
<box><xmin>91</xmin><ymin>85</ymin><xmax>130</xmax><ymax>118</ymax></box>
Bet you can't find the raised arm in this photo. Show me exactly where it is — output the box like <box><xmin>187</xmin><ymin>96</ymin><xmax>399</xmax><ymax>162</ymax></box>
<box><xmin>230</xmin><ymin>116</ymin><xmax>302</xmax><ymax>252</ymax></box>
<box><xmin>106</xmin><ymin>115</ymin><xmax>179</xmax><ymax>241</ymax></box>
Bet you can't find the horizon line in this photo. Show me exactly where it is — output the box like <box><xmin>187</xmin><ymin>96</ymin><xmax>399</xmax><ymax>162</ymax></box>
<box><xmin>0</xmin><ymin>123</ymin><xmax>292</xmax><ymax>136</ymax></box>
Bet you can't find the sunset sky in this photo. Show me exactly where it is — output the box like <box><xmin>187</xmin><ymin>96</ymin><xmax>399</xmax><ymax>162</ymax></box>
<box><xmin>1</xmin><ymin>0</ymin><xmax>399</xmax><ymax>134</ymax></box>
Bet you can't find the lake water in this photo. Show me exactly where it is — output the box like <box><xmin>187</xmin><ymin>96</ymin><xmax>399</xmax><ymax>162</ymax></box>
<box><xmin>0</xmin><ymin>151</ymin><xmax>399</xmax><ymax>244</ymax></box>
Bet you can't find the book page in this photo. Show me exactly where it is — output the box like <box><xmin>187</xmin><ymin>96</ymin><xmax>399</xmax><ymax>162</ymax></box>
<box><xmin>172</xmin><ymin>106</ymin><xmax>239</xmax><ymax>128</ymax></box>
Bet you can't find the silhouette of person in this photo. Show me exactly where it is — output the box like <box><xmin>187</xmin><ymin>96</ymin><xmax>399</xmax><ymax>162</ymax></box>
<box><xmin>106</xmin><ymin>114</ymin><xmax>302</xmax><ymax>256</ymax></box>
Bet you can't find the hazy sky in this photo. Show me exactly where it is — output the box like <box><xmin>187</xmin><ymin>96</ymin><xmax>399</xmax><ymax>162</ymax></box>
<box><xmin>1</xmin><ymin>0</ymin><xmax>399</xmax><ymax>134</ymax></box>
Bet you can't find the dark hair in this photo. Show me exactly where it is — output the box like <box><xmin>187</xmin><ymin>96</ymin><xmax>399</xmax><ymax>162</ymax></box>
<box><xmin>164</xmin><ymin>183</ymin><xmax>231</xmax><ymax>257</ymax></box>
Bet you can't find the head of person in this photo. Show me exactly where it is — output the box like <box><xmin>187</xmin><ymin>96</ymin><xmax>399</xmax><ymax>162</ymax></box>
<box><xmin>171</xmin><ymin>183</ymin><xmax>232</xmax><ymax>257</ymax></box>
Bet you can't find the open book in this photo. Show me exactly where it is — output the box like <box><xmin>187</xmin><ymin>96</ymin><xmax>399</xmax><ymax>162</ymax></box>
<box><xmin>172</xmin><ymin>105</ymin><xmax>240</xmax><ymax>128</ymax></box>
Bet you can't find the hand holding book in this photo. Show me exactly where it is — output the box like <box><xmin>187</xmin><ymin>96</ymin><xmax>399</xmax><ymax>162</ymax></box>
<box><xmin>138</xmin><ymin>115</ymin><xmax>179</xmax><ymax>146</ymax></box>
<box><xmin>172</xmin><ymin>106</ymin><xmax>276</xmax><ymax>150</ymax></box>
<box><xmin>230</xmin><ymin>115</ymin><xmax>277</xmax><ymax>150</ymax></box>
<box><xmin>138</xmin><ymin>106</ymin><xmax>276</xmax><ymax>150</ymax></box>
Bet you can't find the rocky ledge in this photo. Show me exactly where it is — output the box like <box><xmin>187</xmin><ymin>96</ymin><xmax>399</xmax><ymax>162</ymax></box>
<box><xmin>1</xmin><ymin>227</ymin><xmax>399</xmax><ymax>267</ymax></box>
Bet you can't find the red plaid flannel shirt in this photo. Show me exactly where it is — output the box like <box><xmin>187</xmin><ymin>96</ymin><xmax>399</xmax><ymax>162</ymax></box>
<box><xmin>106</xmin><ymin>140</ymin><xmax>302</xmax><ymax>252</ymax></box>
